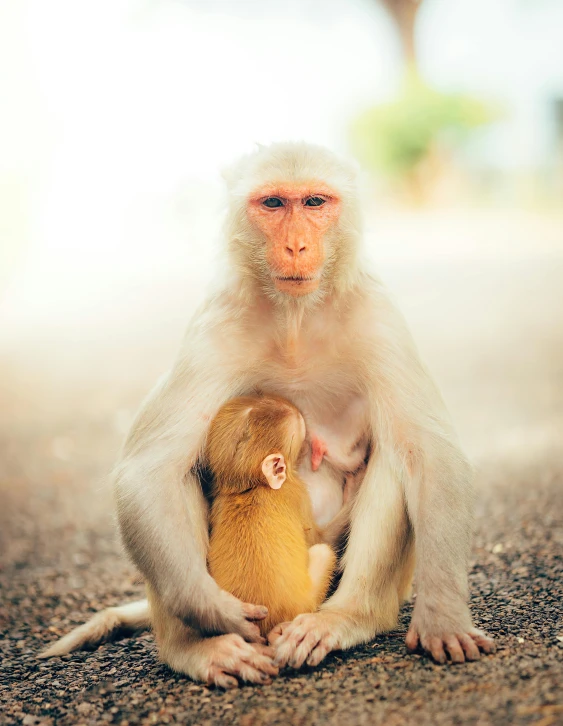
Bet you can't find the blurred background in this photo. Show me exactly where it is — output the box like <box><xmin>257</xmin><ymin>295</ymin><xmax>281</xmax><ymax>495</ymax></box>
<box><xmin>1</xmin><ymin>0</ymin><xmax>562</xmax><ymax>568</ymax></box>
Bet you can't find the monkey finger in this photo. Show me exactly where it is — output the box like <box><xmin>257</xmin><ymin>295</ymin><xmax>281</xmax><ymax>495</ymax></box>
<box><xmin>405</xmin><ymin>628</ymin><xmax>420</xmax><ymax>652</ymax></box>
<box><xmin>306</xmin><ymin>639</ymin><xmax>331</xmax><ymax>668</ymax></box>
<box><xmin>242</xmin><ymin>603</ymin><xmax>269</xmax><ymax>621</ymax></box>
<box><xmin>238</xmin><ymin>620</ymin><xmax>265</xmax><ymax>644</ymax></box>
<box><xmin>469</xmin><ymin>629</ymin><xmax>495</xmax><ymax>653</ymax></box>
<box><xmin>288</xmin><ymin>631</ymin><xmax>321</xmax><ymax>669</ymax></box>
<box><xmin>457</xmin><ymin>633</ymin><xmax>481</xmax><ymax>661</ymax></box>
<box><xmin>444</xmin><ymin>636</ymin><xmax>465</xmax><ymax>664</ymax></box>
<box><xmin>267</xmin><ymin>622</ymin><xmax>291</xmax><ymax>646</ymax></box>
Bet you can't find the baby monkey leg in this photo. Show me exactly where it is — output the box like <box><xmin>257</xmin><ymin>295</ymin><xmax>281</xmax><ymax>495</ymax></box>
<box><xmin>308</xmin><ymin>544</ymin><xmax>337</xmax><ymax>607</ymax></box>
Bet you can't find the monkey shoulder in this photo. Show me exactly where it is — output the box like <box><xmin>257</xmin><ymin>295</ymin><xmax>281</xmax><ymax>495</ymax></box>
<box><xmin>343</xmin><ymin>274</ymin><xmax>416</xmax><ymax>352</ymax></box>
<box><xmin>178</xmin><ymin>288</ymin><xmax>266</xmax><ymax>373</ymax></box>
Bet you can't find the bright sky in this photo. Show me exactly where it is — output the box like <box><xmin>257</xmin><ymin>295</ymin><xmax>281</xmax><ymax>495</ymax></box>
<box><xmin>1</xmin><ymin>0</ymin><xmax>562</xmax><ymax>336</ymax></box>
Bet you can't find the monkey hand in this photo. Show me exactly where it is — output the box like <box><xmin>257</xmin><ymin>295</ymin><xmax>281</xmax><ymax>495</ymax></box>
<box><xmin>269</xmin><ymin>611</ymin><xmax>349</xmax><ymax>669</ymax></box>
<box><xmin>406</xmin><ymin>600</ymin><xmax>495</xmax><ymax>665</ymax></box>
<box><xmin>195</xmin><ymin>589</ymin><xmax>269</xmax><ymax>645</ymax></box>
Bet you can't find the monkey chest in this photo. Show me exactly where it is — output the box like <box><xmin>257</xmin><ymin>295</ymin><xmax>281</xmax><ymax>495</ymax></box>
<box><xmin>256</xmin><ymin>363</ymin><xmax>371</xmax><ymax>525</ymax></box>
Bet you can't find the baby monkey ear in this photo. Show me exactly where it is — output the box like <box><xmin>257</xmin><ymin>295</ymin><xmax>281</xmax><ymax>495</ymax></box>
<box><xmin>261</xmin><ymin>453</ymin><xmax>286</xmax><ymax>489</ymax></box>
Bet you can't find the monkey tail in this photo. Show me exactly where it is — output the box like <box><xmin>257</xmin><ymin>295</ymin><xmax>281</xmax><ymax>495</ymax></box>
<box><xmin>38</xmin><ymin>599</ymin><xmax>150</xmax><ymax>658</ymax></box>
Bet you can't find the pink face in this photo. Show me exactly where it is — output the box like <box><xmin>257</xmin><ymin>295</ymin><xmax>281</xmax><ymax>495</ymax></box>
<box><xmin>246</xmin><ymin>183</ymin><xmax>341</xmax><ymax>297</ymax></box>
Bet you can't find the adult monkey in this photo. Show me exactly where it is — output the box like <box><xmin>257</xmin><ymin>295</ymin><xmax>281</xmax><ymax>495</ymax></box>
<box><xmin>41</xmin><ymin>143</ymin><xmax>494</xmax><ymax>685</ymax></box>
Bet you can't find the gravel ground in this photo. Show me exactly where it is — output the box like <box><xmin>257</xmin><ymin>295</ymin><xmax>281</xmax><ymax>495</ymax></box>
<box><xmin>0</xmin><ymin>388</ymin><xmax>562</xmax><ymax>726</ymax></box>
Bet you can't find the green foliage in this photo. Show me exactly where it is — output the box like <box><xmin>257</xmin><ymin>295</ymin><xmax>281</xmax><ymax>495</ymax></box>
<box><xmin>351</xmin><ymin>78</ymin><xmax>494</xmax><ymax>179</ymax></box>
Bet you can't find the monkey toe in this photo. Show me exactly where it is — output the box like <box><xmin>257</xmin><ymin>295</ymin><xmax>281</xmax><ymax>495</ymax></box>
<box><xmin>209</xmin><ymin>669</ymin><xmax>239</xmax><ymax>689</ymax></box>
<box><xmin>458</xmin><ymin>633</ymin><xmax>481</xmax><ymax>661</ymax></box>
<box><xmin>242</xmin><ymin>653</ymin><xmax>279</xmax><ymax>679</ymax></box>
<box><xmin>470</xmin><ymin>629</ymin><xmax>496</xmax><ymax>654</ymax></box>
<box><xmin>411</xmin><ymin>626</ymin><xmax>494</xmax><ymax>665</ymax></box>
<box><xmin>425</xmin><ymin>636</ymin><xmax>447</xmax><ymax>665</ymax></box>
<box><xmin>251</xmin><ymin>643</ymin><xmax>276</xmax><ymax>660</ymax></box>
<box><xmin>235</xmin><ymin>661</ymin><xmax>273</xmax><ymax>684</ymax></box>
<box><xmin>210</xmin><ymin>638</ymin><xmax>278</xmax><ymax>686</ymax></box>
<box><xmin>405</xmin><ymin>628</ymin><xmax>419</xmax><ymax>652</ymax></box>
<box><xmin>238</xmin><ymin>641</ymin><xmax>279</xmax><ymax>680</ymax></box>
<box><xmin>444</xmin><ymin>636</ymin><xmax>465</xmax><ymax>664</ymax></box>
<box><xmin>272</xmin><ymin>620</ymin><xmax>306</xmax><ymax>666</ymax></box>
<box><xmin>273</xmin><ymin>613</ymin><xmax>338</xmax><ymax>669</ymax></box>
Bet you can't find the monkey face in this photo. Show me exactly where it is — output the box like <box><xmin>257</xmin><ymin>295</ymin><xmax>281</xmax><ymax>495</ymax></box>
<box><xmin>246</xmin><ymin>184</ymin><xmax>341</xmax><ymax>298</ymax></box>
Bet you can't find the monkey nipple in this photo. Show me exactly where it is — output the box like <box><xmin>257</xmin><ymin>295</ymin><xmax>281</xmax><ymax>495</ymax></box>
<box><xmin>310</xmin><ymin>436</ymin><xmax>328</xmax><ymax>472</ymax></box>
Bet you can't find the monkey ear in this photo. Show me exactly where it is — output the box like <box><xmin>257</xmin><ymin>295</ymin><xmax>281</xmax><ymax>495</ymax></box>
<box><xmin>261</xmin><ymin>453</ymin><xmax>286</xmax><ymax>490</ymax></box>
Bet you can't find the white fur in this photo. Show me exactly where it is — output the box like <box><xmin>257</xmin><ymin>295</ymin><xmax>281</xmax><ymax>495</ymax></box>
<box><xmin>41</xmin><ymin>142</ymin><xmax>493</xmax><ymax>680</ymax></box>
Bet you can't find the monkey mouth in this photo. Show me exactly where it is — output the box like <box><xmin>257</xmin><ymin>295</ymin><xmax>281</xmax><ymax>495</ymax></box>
<box><xmin>273</xmin><ymin>275</ymin><xmax>320</xmax><ymax>297</ymax></box>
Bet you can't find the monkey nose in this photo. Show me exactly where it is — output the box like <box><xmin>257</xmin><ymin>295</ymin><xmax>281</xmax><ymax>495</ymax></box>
<box><xmin>284</xmin><ymin>242</ymin><xmax>307</xmax><ymax>257</ymax></box>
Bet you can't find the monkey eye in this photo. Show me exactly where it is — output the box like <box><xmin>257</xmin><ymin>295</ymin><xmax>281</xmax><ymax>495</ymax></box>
<box><xmin>304</xmin><ymin>196</ymin><xmax>326</xmax><ymax>207</ymax></box>
<box><xmin>262</xmin><ymin>197</ymin><xmax>284</xmax><ymax>208</ymax></box>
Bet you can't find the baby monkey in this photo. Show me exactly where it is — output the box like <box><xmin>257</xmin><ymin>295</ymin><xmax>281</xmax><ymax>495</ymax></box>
<box><xmin>206</xmin><ymin>394</ymin><xmax>336</xmax><ymax>637</ymax></box>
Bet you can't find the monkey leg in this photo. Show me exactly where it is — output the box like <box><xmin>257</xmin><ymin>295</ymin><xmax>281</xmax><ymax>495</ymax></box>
<box><xmin>308</xmin><ymin>543</ymin><xmax>337</xmax><ymax>607</ymax></box>
<box><xmin>404</xmin><ymin>446</ymin><xmax>496</xmax><ymax>665</ymax></box>
<box><xmin>272</xmin><ymin>455</ymin><xmax>412</xmax><ymax>669</ymax></box>
<box><xmin>396</xmin><ymin>534</ymin><xmax>416</xmax><ymax>604</ymax></box>
<box><xmin>147</xmin><ymin>585</ymin><xmax>278</xmax><ymax>688</ymax></box>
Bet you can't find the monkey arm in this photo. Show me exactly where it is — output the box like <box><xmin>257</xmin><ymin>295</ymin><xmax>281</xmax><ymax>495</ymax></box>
<box><xmin>114</xmin><ymin>338</ymin><xmax>265</xmax><ymax>641</ymax></box>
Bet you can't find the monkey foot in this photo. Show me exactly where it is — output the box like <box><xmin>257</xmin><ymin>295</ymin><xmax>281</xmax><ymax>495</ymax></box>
<box><xmin>269</xmin><ymin>612</ymin><xmax>343</xmax><ymax>669</ymax></box>
<box><xmin>204</xmin><ymin>635</ymin><xmax>278</xmax><ymax>688</ymax></box>
<box><xmin>406</xmin><ymin>626</ymin><xmax>496</xmax><ymax>665</ymax></box>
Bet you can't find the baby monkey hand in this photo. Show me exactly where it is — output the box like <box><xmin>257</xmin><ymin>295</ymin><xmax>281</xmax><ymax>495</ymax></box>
<box><xmin>198</xmin><ymin>590</ymin><xmax>269</xmax><ymax>645</ymax></box>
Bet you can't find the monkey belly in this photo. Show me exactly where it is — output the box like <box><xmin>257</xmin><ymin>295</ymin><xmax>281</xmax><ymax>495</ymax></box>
<box><xmin>298</xmin><ymin>461</ymin><xmax>345</xmax><ymax>527</ymax></box>
<box><xmin>208</xmin><ymin>509</ymin><xmax>317</xmax><ymax>635</ymax></box>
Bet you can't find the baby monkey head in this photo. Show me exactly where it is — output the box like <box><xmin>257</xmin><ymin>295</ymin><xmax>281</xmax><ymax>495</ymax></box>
<box><xmin>206</xmin><ymin>394</ymin><xmax>306</xmax><ymax>493</ymax></box>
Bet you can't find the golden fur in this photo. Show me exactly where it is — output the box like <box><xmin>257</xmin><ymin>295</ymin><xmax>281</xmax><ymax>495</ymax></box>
<box><xmin>206</xmin><ymin>395</ymin><xmax>335</xmax><ymax>636</ymax></box>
